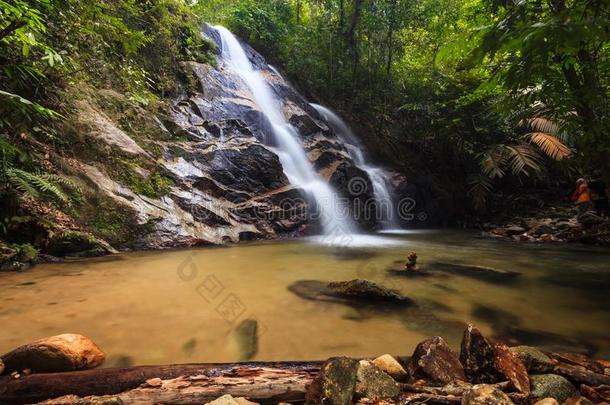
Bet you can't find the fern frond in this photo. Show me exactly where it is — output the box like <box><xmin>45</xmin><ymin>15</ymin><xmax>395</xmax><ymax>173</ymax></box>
<box><xmin>39</xmin><ymin>173</ymin><xmax>81</xmax><ymax>192</ymax></box>
<box><xmin>506</xmin><ymin>144</ymin><xmax>542</xmax><ymax>176</ymax></box>
<box><xmin>527</xmin><ymin>132</ymin><xmax>572</xmax><ymax>161</ymax></box>
<box><xmin>26</xmin><ymin>172</ymin><xmax>69</xmax><ymax>202</ymax></box>
<box><xmin>6</xmin><ymin>169</ymin><xmax>41</xmax><ymax>199</ymax></box>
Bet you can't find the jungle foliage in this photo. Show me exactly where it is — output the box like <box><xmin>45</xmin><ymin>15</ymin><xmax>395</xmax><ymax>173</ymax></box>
<box><xmin>195</xmin><ymin>0</ymin><xmax>609</xmax><ymax>209</ymax></box>
<box><xmin>1</xmin><ymin>0</ymin><xmax>609</xmax><ymax>216</ymax></box>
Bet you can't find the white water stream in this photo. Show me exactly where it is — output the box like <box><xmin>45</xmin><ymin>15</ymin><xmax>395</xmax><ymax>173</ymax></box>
<box><xmin>214</xmin><ymin>26</ymin><xmax>400</xmax><ymax>246</ymax></box>
<box><xmin>310</xmin><ymin>103</ymin><xmax>398</xmax><ymax>229</ymax></box>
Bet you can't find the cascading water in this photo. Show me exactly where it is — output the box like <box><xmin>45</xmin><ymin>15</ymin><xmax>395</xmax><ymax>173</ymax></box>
<box><xmin>213</xmin><ymin>26</ymin><xmax>357</xmax><ymax>237</ymax></box>
<box><xmin>310</xmin><ymin>103</ymin><xmax>399</xmax><ymax>229</ymax></box>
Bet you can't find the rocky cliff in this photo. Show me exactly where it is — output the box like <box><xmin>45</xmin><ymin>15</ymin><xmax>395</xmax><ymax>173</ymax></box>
<box><xmin>33</xmin><ymin>27</ymin><xmax>398</xmax><ymax>252</ymax></box>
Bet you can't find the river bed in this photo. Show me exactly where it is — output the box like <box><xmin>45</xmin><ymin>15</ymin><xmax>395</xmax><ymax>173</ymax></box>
<box><xmin>1</xmin><ymin>230</ymin><xmax>609</xmax><ymax>366</ymax></box>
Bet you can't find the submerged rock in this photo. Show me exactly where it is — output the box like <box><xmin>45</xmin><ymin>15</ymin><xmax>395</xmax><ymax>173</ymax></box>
<box><xmin>461</xmin><ymin>384</ymin><xmax>515</xmax><ymax>405</ymax></box>
<box><xmin>354</xmin><ymin>360</ymin><xmax>400</xmax><ymax>400</ymax></box>
<box><xmin>408</xmin><ymin>336</ymin><xmax>466</xmax><ymax>385</ymax></box>
<box><xmin>288</xmin><ymin>279</ymin><xmax>413</xmax><ymax>305</ymax></box>
<box><xmin>230</xmin><ymin>319</ymin><xmax>258</xmax><ymax>361</ymax></box>
<box><xmin>372</xmin><ymin>354</ymin><xmax>408</xmax><ymax>380</ymax></box>
<box><xmin>510</xmin><ymin>345</ymin><xmax>554</xmax><ymax>374</ymax></box>
<box><xmin>530</xmin><ymin>374</ymin><xmax>578</xmax><ymax>403</ymax></box>
<box><xmin>429</xmin><ymin>262</ymin><xmax>521</xmax><ymax>283</ymax></box>
<box><xmin>1</xmin><ymin>333</ymin><xmax>105</xmax><ymax>374</ymax></box>
<box><xmin>306</xmin><ymin>357</ymin><xmax>358</xmax><ymax>405</ymax></box>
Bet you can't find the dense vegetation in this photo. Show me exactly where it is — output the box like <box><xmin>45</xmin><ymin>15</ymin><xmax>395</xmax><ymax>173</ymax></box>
<box><xmin>0</xmin><ymin>0</ymin><xmax>609</xmax><ymax>256</ymax></box>
<box><xmin>197</xmin><ymin>0</ymin><xmax>608</xmax><ymax>210</ymax></box>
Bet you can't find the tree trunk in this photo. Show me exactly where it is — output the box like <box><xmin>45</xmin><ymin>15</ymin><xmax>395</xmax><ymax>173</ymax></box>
<box><xmin>0</xmin><ymin>361</ymin><xmax>322</xmax><ymax>405</ymax></box>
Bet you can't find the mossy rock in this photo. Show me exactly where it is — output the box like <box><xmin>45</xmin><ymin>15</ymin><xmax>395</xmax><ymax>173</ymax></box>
<box><xmin>0</xmin><ymin>242</ymin><xmax>38</xmax><ymax>272</ymax></box>
<box><xmin>47</xmin><ymin>231</ymin><xmax>109</xmax><ymax>257</ymax></box>
<box><xmin>530</xmin><ymin>374</ymin><xmax>578</xmax><ymax>403</ymax></box>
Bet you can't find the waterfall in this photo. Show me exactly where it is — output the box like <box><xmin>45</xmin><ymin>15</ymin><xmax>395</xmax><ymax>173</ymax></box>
<box><xmin>213</xmin><ymin>26</ymin><xmax>357</xmax><ymax>237</ymax></box>
<box><xmin>310</xmin><ymin>103</ymin><xmax>399</xmax><ymax>229</ymax></box>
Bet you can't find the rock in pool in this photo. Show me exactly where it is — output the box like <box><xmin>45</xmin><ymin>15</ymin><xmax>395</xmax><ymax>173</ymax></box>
<box><xmin>288</xmin><ymin>279</ymin><xmax>414</xmax><ymax>305</ymax></box>
<box><xmin>1</xmin><ymin>333</ymin><xmax>105</xmax><ymax>374</ymax></box>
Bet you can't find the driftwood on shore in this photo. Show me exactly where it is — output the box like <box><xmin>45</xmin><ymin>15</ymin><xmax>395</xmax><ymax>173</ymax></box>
<box><xmin>0</xmin><ymin>361</ymin><xmax>322</xmax><ymax>405</ymax></box>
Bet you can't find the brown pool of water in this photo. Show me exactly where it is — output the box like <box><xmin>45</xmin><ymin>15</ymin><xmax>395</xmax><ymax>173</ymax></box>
<box><xmin>1</xmin><ymin>230</ymin><xmax>609</xmax><ymax>367</ymax></box>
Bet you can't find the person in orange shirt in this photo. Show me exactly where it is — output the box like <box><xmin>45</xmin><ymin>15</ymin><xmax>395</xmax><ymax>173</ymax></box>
<box><xmin>571</xmin><ymin>178</ymin><xmax>592</xmax><ymax>216</ymax></box>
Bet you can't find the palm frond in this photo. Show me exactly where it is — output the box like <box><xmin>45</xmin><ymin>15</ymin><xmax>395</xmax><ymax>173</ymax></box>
<box><xmin>480</xmin><ymin>146</ymin><xmax>507</xmax><ymax>179</ymax></box>
<box><xmin>468</xmin><ymin>175</ymin><xmax>494</xmax><ymax>209</ymax></box>
<box><xmin>505</xmin><ymin>144</ymin><xmax>542</xmax><ymax>176</ymax></box>
<box><xmin>527</xmin><ymin>132</ymin><xmax>572</xmax><ymax>161</ymax></box>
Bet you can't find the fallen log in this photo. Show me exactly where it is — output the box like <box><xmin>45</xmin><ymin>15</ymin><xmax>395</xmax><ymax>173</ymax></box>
<box><xmin>0</xmin><ymin>361</ymin><xmax>322</xmax><ymax>405</ymax></box>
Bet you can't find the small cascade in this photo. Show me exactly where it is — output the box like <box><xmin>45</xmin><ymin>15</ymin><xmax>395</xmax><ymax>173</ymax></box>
<box><xmin>310</xmin><ymin>103</ymin><xmax>399</xmax><ymax>229</ymax></box>
<box><xmin>213</xmin><ymin>25</ymin><xmax>357</xmax><ymax>238</ymax></box>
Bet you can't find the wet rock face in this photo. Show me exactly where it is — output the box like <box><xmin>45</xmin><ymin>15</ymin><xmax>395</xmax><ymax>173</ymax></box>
<box><xmin>306</xmin><ymin>357</ymin><xmax>359</xmax><ymax>405</ymax></box>
<box><xmin>1</xmin><ymin>334</ymin><xmax>105</xmax><ymax>374</ymax></box>
<box><xmin>461</xmin><ymin>384</ymin><xmax>515</xmax><ymax>405</ymax></box>
<box><xmin>409</xmin><ymin>336</ymin><xmax>466</xmax><ymax>385</ymax></box>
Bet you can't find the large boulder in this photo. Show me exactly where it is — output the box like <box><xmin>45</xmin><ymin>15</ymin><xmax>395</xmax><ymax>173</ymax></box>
<box><xmin>1</xmin><ymin>334</ymin><xmax>105</xmax><ymax>374</ymax></box>
<box><xmin>461</xmin><ymin>384</ymin><xmax>515</xmax><ymax>405</ymax></box>
<box><xmin>510</xmin><ymin>346</ymin><xmax>554</xmax><ymax>374</ymax></box>
<box><xmin>306</xmin><ymin>357</ymin><xmax>359</xmax><ymax>405</ymax></box>
<box><xmin>460</xmin><ymin>325</ymin><xmax>529</xmax><ymax>394</ymax></box>
<box><xmin>530</xmin><ymin>374</ymin><xmax>578</xmax><ymax>403</ymax></box>
<box><xmin>372</xmin><ymin>354</ymin><xmax>408</xmax><ymax>381</ymax></box>
<box><xmin>354</xmin><ymin>360</ymin><xmax>400</xmax><ymax>400</ymax></box>
<box><xmin>409</xmin><ymin>336</ymin><xmax>466</xmax><ymax>385</ymax></box>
